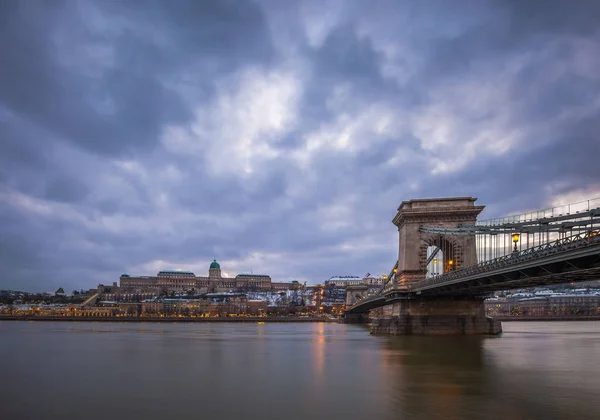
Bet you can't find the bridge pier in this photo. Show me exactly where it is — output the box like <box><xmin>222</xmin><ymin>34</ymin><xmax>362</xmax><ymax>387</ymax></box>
<box><xmin>371</xmin><ymin>297</ymin><xmax>502</xmax><ymax>335</ymax></box>
<box><xmin>341</xmin><ymin>312</ymin><xmax>370</xmax><ymax>324</ymax></box>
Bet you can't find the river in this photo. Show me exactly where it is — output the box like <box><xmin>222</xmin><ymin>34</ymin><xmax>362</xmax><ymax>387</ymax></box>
<box><xmin>1</xmin><ymin>321</ymin><xmax>599</xmax><ymax>420</ymax></box>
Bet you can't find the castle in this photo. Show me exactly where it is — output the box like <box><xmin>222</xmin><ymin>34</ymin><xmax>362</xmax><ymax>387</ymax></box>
<box><xmin>119</xmin><ymin>260</ymin><xmax>293</xmax><ymax>294</ymax></box>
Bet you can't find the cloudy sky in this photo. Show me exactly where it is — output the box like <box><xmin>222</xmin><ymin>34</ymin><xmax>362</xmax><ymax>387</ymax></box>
<box><xmin>1</xmin><ymin>0</ymin><xmax>599</xmax><ymax>292</ymax></box>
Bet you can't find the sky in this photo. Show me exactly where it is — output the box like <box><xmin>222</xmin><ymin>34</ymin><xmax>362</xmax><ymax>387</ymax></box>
<box><xmin>1</xmin><ymin>0</ymin><xmax>599</xmax><ymax>292</ymax></box>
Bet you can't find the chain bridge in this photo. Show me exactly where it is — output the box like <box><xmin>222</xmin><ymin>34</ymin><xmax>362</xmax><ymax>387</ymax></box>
<box><xmin>344</xmin><ymin>197</ymin><xmax>600</xmax><ymax>335</ymax></box>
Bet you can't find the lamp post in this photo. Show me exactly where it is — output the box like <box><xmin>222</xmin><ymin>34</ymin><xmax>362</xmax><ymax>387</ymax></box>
<box><xmin>448</xmin><ymin>259</ymin><xmax>454</xmax><ymax>271</ymax></box>
<box><xmin>433</xmin><ymin>258</ymin><xmax>438</xmax><ymax>276</ymax></box>
<box><xmin>512</xmin><ymin>233</ymin><xmax>520</xmax><ymax>253</ymax></box>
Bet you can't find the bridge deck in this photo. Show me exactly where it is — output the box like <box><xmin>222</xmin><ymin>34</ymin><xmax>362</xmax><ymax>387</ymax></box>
<box><xmin>347</xmin><ymin>232</ymin><xmax>600</xmax><ymax>314</ymax></box>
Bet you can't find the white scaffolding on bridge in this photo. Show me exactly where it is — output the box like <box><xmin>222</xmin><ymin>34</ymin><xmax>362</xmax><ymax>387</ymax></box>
<box><xmin>420</xmin><ymin>197</ymin><xmax>600</xmax><ymax>265</ymax></box>
<box><xmin>352</xmin><ymin>197</ymin><xmax>600</xmax><ymax>308</ymax></box>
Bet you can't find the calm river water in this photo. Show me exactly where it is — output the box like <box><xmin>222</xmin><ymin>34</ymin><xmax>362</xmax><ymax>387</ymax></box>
<box><xmin>1</xmin><ymin>321</ymin><xmax>599</xmax><ymax>420</ymax></box>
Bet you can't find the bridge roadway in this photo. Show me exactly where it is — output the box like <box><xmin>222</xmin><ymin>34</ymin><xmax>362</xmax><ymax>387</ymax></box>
<box><xmin>347</xmin><ymin>231</ymin><xmax>600</xmax><ymax>314</ymax></box>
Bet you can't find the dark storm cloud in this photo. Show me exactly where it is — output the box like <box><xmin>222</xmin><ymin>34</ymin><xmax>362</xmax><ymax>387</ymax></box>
<box><xmin>449</xmin><ymin>114</ymin><xmax>600</xmax><ymax>216</ymax></box>
<box><xmin>1</xmin><ymin>116</ymin><xmax>90</xmax><ymax>204</ymax></box>
<box><xmin>1</xmin><ymin>0</ymin><xmax>599</xmax><ymax>292</ymax></box>
<box><xmin>0</xmin><ymin>0</ymin><xmax>273</xmax><ymax>157</ymax></box>
<box><xmin>312</xmin><ymin>25</ymin><xmax>387</xmax><ymax>90</ymax></box>
<box><xmin>1</xmin><ymin>1</ymin><xmax>182</xmax><ymax>156</ymax></box>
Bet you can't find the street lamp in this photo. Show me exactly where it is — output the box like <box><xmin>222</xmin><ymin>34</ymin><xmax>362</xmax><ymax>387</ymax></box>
<box><xmin>512</xmin><ymin>233</ymin><xmax>520</xmax><ymax>253</ymax></box>
<box><xmin>448</xmin><ymin>259</ymin><xmax>454</xmax><ymax>271</ymax></box>
<box><xmin>433</xmin><ymin>258</ymin><xmax>438</xmax><ymax>276</ymax></box>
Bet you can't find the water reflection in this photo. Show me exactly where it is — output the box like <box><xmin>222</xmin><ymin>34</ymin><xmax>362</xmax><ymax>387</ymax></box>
<box><xmin>1</xmin><ymin>321</ymin><xmax>600</xmax><ymax>420</ymax></box>
<box><xmin>311</xmin><ymin>323</ymin><xmax>326</xmax><ymax>391</ymax></box>
<box><xmin>380</xmin><ymin>336</ymin><xmax>490</xmax><ymax>419</ymax></box>
<box><xmin>376</xmin><ymin>324</ymin><xmax>600</xmax><ymax>420</ymax></box>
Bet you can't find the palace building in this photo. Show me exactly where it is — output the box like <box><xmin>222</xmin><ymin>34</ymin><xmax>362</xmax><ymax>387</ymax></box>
<box><xmin>324</xmin><ymin>275</ymin><xmax>384</xmax><ymax>287</ymax></box>
<box><xmin>120</xmin><ymin>260</ymin><xmax>279</xmax><ymax>294</ymax></box>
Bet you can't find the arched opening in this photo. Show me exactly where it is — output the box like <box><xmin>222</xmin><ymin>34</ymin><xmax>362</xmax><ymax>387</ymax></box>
<box><xmin>425</xmin><ymin>235</ymin><xmax>458</xmax><ymax>278</ymax></box>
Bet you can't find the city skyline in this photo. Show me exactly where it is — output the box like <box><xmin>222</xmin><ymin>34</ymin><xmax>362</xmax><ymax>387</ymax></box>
<box><xmin>2</xmin><ymin>0</ymin><xmax>600</xmax><ymax>292</ymax></box>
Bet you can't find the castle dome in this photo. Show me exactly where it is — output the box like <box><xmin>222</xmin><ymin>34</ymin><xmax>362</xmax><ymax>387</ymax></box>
<box><xmin>210</xmin><ymin>260</ymin><xmax>220</xmax><ymax>269</ymax></box>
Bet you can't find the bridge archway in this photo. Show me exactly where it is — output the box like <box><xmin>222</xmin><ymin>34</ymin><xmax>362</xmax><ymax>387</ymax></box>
<box><xmin>392</xmin><ymin>197</ymin><xmax>484</xmax><ymax>288</ymax></box>
<box><xmin>420</xmin><ymin>234</ymin><xmax>462</xmax><ymax>277</ymax></box>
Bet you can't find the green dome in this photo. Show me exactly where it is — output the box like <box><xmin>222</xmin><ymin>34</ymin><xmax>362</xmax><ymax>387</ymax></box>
<box><xmin>210</xmin><ymin>260</ymin><xmax>220</xmax><ymax>269</ymax></box>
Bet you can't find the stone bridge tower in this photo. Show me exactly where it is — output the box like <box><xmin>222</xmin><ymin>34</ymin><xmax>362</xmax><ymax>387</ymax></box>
<box><xmin>392</xmin><ymin>197</ymin><xmax>484</xmax><ymax>289</ymax></box>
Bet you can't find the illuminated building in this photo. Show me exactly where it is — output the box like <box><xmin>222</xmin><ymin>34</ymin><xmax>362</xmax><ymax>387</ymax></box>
<box><xmin>485</xmin><ymin>293</ymin><xmax>600</xmax><ymax>317</ymax></box>
<box><xmin>120</xmin><ymin>260</ymin><xmax>276</xmax><ymax>293</ymax></box>
<box><xmin>324</xmin><ymin>274</ymin><xmax>385</xmax><ymax>287</ymax></box>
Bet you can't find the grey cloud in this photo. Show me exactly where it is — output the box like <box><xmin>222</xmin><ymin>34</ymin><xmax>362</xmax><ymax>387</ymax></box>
<box><xmin>1</xmin><ymin>117</ymin><xmax>91</xmax><ymax>204</ymax></box>
<box><xmin>0</xmin><ymin>0</ymin><xmax>274</xmax><ymax>158</ymax></box>
<box><xmin>502</xmin><ymin>0</ymin><xmax>600</xmax><ymax>36</ymax></box>
<box><xmin>1</xmin><ymin>0</ymin><xmax>599</xmax><ymax>291</ymax></box>
<box><xmin>0</xmin><ymin>2</ymin><xmax>180</xmax><ymax>157</ymax></box>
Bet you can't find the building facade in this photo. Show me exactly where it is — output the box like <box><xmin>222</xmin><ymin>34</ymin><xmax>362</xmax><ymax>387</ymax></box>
<box><xmin>324</xmin><ymin>274</ymin><xmax>385</xmax><ymax>287</ymax></box>
<box><xmin>120</xmin><ymin>260</ymin><xmax>275</xmax><ymax>294</ymax></box>
<box><xmin>486</xmin><ymin>294</ymin><xmax>600</xmax><ymax>317</ymax></box>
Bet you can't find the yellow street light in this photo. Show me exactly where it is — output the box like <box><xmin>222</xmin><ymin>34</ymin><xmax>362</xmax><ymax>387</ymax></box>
<box><xmin>512</xmin><ymin>233</ymin><xmax>520</xmax><ymax>253</ymax></box>
<box><xmin>393</xmin><ymin>268</ymin><xmax>397</xmax><ymax>273</ymax></box>
<box><xmin>432</xmin><ymin>258</ymin><xmax>439</xmax><ymax>276</ymax></box>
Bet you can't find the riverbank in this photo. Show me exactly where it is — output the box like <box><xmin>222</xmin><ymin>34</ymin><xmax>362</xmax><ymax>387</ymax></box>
<box><xmin>494</xmin><ymin>315</ymin><xmax>600</xmax><ymax>321</ymax></box>
<box><xmin>0</xmin><ymin>315</ymin><xmax>336</xmax><ymax>323</ymax></box>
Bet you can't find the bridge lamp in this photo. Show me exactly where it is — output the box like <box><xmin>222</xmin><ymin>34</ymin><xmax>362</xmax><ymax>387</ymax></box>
<box><xmin>512</xmin><ymin>233</ymin><xmax>520</xmax><ymax>253</ymax></box>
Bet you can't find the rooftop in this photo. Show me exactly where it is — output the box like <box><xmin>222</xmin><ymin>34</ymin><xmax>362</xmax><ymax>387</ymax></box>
<box><xmin>236</xmin><ymin>274</ymin><xmax>270</xmax><ymax>278</ymax></box>
<box><xmin>326</xmin><ymin>276</ymin><xmax>362</xmax><ymax>282</ymax></box>
<box><xmin>158</xmin><ymin>271</ymin><xmax>195</xmax><ymax>276</ymax></box>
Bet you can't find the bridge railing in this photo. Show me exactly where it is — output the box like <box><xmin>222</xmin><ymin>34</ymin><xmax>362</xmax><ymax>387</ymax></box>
<box><xmin>382</xmin><ymin>280</ymin><xmax>395</xmax><ymax>294</ymax></box>
<box><xmin>348</xmin><ymin>262</ymin><xmax>398</xmax><ymax>310</ymax></box>
<box><xmin>477</xmin><ymin>197</ymin><xmax>600</xmax><ymax>227</ymax></box>
<box><xmin>411</xmin><ymin>230</ymin><xmax>600</xmax><ymax>290</ymax></box>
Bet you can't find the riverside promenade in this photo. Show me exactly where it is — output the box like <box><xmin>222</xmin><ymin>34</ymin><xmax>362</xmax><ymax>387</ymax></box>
<box><xmin>493</xmin><ymin>315</ymin><xmax>600</xmax><ymax>322</ymax></box>
<box><xmin>0</xmin><ymin>315</ymin><xmax>337</xmax><ymax>323</ymax></box>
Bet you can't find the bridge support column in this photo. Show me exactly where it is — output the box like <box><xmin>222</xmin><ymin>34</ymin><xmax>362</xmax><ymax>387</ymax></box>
<box><xmin>341</xmin><ymin>313</ymin><xmax>369</xmax><ymax>324</ymax></box>
<box><xmin>371</xmin><ymin>297</ymin><xmax>502</xmax><ymax>335</ymax></box>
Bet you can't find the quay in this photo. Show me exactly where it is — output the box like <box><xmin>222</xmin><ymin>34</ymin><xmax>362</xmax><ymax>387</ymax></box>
<box><xmin>0</xmin><ymin>315</ymin><xmax>336</xmax><ymax>323</ymax></box>
<box><xmin>493</xmin><ymin>316</ymin><xmax>600</xmax><ymax>322</ymax></box>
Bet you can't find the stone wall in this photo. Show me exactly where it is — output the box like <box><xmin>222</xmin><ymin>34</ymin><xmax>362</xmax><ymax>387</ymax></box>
<box><xmin>371</xmin><ymin>298</ymin><xmax>502</xmax><ymax>335</ymax></box>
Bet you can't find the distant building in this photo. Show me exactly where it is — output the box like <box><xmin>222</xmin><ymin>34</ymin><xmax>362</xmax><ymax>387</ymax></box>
<box><xmin>324</xmin><ymin>274</ymin><xmax>385</xmax><ymax>287</ymax></box>
<box><xmin>272</xmin><ymin>280</ymin><xmax>301</xmax><ymax>291</ymax></box>
<box><xmin>235</xmin><ymin>274</ymin><xmax>271</xmax><ymax>290</ymax></box>
<box><xmin>117</xmin><ymin>276</ymin><xmax>157</xmax><ymax>290</ymax></box>
<box><xmin>120</xmin><ymin>260</ymin><xmax>274</xmax><ymax>294</ymax></box>
<box><xmin>157</xmin><ymin>270</ymin><xmax>197</xmax><ymax>291</ymax></box>
<box><xmin>325</xmin><ymin>276</ymin><xmax>363</xmax><ymax>287</ymax></box>
<box><xmin>486</xmin><ymin>293</ymin><xmax>600</xmax><ymax>317</ymax></box>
